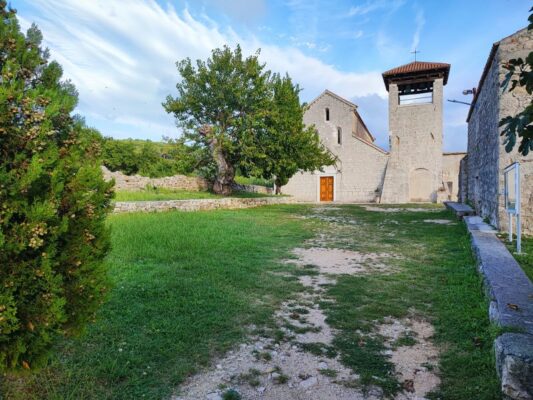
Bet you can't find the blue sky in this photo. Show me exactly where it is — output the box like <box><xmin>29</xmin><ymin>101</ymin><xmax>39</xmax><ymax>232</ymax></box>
<box><xmin>13</xmin><ymin>0</ymin><xmax>531</xmax><ymax>151</ymax></box>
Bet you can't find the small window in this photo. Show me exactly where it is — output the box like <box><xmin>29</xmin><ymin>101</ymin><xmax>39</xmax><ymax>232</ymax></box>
<box><xmin>325</xmin><ymin>108</ymin><xmax>330</xmax><ymax>121</ymax></box>
<box><xmin>337</xmin><ymin>127</ymin><xmax>342</xmax><ymax>145</ymax></box>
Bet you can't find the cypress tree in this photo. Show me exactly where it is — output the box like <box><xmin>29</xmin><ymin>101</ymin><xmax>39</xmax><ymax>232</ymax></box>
<box><xmin>0</xmin><ymin>2</ymin><xmax>113</xmax><ymax>371</ymax></box>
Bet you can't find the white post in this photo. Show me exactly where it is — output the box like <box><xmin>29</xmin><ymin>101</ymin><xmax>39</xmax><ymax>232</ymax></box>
<box><xmin>516</xmin><ymin>164</ymin><xmax>521</xmax><ymax>254</ymax></box>
<box><xmin>509</xmin><ymin>213</ymin><xmax>513</xmax><ymax>243</ymax></box>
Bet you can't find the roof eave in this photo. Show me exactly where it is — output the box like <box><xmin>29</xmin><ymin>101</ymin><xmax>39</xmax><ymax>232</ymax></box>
<box><xmin>466</xmin><ymin>43</ymin><xmax>499</xmax><ymax>122</ymax></box>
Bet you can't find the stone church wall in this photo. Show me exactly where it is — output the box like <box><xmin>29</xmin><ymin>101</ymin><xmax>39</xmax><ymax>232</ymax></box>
<box><xmin>465</xmin><ymin>28</ymin><xmax>533</xmax><ymax>235</ymax></box>
<box><xmin>282</xmin><ymin>92</ymin><xmax>388</xmax><ymax>202</ymax></box>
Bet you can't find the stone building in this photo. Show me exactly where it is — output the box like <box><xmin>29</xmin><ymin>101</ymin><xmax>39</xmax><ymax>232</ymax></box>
<box><xmin>283</xmin><ymin>62</ymin><xmax>465</xmax><ymax>203</ymax></box>
<box><xmin>462</xmin><ymin>27</ymin><xmax>533</xmax><ymax>235</ymax></box>
<box><xmin>282</xmin><ymin>90</ymin><xmax>388</xmax><ymax>202</ymax></box>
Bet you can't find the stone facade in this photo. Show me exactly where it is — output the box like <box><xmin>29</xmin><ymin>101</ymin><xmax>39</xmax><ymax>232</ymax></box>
<box><xmin>464</xmin><ymin>28</ymin><xmax>533</xmax><ymax>236</ymax></box>
<box><xmin>381</xmin><ymin>79</ymin><xmax>444</xmax><ymax>203</ymax></box>
<box><xmin>283</xmin><ymin>90</ymin><xmax>388</xmax><ymax>202</ymax></box>
<box><xmin>102</xmin><ymin>166</ymin><xmax>209</xmax><ymax>192</ymax></box>
<box><xmin>284</xmin><ymin>85</ymin><xmax>464</xmax><ymax>204</ymax></box>
<box><xmin>112</xmin><ymin>196</ymin><xmax>296</xmax><ymax>213</ymax></box>
<box><xmin>442</xmin><ymin>152</ymin><xmax>468</xmax><ymax>202</ymax></box>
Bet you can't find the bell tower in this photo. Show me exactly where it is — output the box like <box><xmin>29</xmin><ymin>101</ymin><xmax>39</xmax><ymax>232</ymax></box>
<box><xmin>380</xmin><ymin>61</ymin><xmax>450</xmax><ymax>203</ymax></box>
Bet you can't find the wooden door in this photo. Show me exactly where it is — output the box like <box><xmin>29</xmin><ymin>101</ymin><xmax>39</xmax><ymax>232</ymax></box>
<box><xmin>320</xmin><ymin>176</ymin><xmax>334</xmax><ymax>202</ymax></box>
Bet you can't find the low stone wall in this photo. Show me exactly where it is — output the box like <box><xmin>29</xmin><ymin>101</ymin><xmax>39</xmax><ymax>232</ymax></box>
<box><xmin>462</xmin><ymin>215</ymin><xmax>533</xmax><ymax>400</ymax></box>
<box><xmin>101</xmin><ymin>166</ymin><xmax>209</xmax><ymax>192</ymax></box>
<box><xmin>112</xmin><ymin>196</ymin><xmax>296</xmax><ymax>213</ymax></box>
<box><xmin>231</xmin><ymin>182</ymin><xmax>273</xmax><ymax>195</ymax></box>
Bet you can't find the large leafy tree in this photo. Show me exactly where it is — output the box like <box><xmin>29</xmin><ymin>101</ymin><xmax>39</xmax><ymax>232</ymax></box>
<box><xmin>499</xmin><ymin>7</ymin><xmax>533</xmax><ymax>156</ymax></box>
<box><xmin>164</xmin><ymin>46</ymin><xmax>334</xmax><ymax>194</ymax></box>
<box><xmin>259</xmin><ymin>74</ymin><xmax>335</xmax><ymax>193</ymax></box>
<box><xmin>164</xmin><ymin>46</ymin><xmax>271</xmax><ymax>194</ymax></box>
<box><xmin>0</xmin><ymin>2</ymin><xmax>113</xmax><ymax>371</ymax></box>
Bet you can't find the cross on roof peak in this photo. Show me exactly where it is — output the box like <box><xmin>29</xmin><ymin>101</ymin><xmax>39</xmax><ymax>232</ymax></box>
<box><xmin>411</xmin><ymin>48</ymin><xmax>421</xmax><ymax>61</ymax></box>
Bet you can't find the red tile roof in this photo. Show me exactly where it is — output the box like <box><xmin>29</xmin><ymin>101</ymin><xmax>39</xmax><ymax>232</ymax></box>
<box><xmin>382</xmin><ymin>61</ymin><xmax>450</xmax><ymax>90</ymax></box>
<box><xmin>382</xmin><ymin>61</ymin><xmax>450</xmax><ymax>76</ymax></box>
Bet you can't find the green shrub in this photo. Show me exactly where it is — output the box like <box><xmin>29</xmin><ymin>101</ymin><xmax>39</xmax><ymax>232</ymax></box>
<box><xmin>102</xmin><ymin>137</ymin><xmax>203</xmax><ymax>178</ymax></box>
<box><xmin>102</xmin><ymin>137</ymin><xmax>139</xmax><ymax>175</ymax></box>
<box><xmin>0</xmin><ymin>3</ymin><xmax>113</xmax><ymax>371</ymax></box>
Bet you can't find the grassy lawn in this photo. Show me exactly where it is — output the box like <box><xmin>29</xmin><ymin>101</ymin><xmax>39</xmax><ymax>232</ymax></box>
<box><xmin>504</xmin><ymin>234</ymin><xmax>533</xmax><ymax>281</ymax></box>
<box><xmin>114</xmin><ymin>188</ymin><xmax>274</xmax><ymax>202</ymax></box>
<box><xmin>3</xmin><ymin>205</ymin><xmax>500</xmax><ymax>399</ymax></box>
<box><xmin>3</xmin><ymin>206</ymin><xmax>313</xmax><ymax>400</ymax></box>
<box><xmin>298</xmin><ymin>205</ymin><xmax>500</xmax><ymax>399</ymax></box>
<box><xmin>234</xmin><ymin>175</ymin><xmax>273</xmax><ymax>188</ymax></box>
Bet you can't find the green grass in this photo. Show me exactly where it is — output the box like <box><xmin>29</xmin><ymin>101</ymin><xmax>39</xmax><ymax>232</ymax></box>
<box><xmin>234</xmin><ymin>175</ymin><xmax>273</xmax><ymax>188</ymax></box>
<box><xmin>3</xmin><ymin>204</ymin><xmax>501</xmax><ymax>399</ymax></box>
<box><xmin>300</xmin><ymin>205</ymin><xmax>500</xmax><ymax>399</ymax></box>
<box><xmin>114</xmin><ymin>188</ymin><xmax>220</xmax><ymax>201</ymax></box>
<box><xmin>113</xmin><ymin>188</ymin><xmax>274</xmax><ymax>202</ymax></box>
<box><xmin>504</xmin><ymin>234</ymin><xmax>533</xmax><ymax>281</ymax></box>
<box><xmin>2</xmin><ymin>206</ymin><xmax>313</xmax><ymax>400</ymax></box>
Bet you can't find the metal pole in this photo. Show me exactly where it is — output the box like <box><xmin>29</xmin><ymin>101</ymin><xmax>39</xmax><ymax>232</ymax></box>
<box><xmin>509</xmin><ymin>212</ymin><xmax>513</xmax><ymax>243</ymax></box>
<box><xmin>516</xmin><ymin>164</ymin><xmax>521</xmax><ymax>254</ymax></box>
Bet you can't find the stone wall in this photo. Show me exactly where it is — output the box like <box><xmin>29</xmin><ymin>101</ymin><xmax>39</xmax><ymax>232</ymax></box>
<box><xmin>231</xmin><ymin>182</ymin><xmax>273</xmax><ymax>195</ymax></box>
<box><xmin>458</xmin><ymin>155</ymin><xmax>468</xmax><ymax>203</ymax></box>
<box><xmin>465</xmin><ymin>28</ymin><xmax>533</xmax><ymax>236</ymax></box>
<box><xmin>442</xmin><ymin>153</ymin><xmax>467</xmax><ymax>202</ymax></box>
<box><xmin>112</xmin><ymin>196</ymin><xmax>296</xmax><ymax>213</ymax></box>
<box><xmin>381</xmin><ymin>78</ymin><xmax>444</xmax><ymax>203</ymax></box>
<box><xmin>102</xmin><ymin>166</ymin><xmax>209</xmax><ymax>192</ymax></box>
<box><xmin>496</xmin><ymin>29</ymin><xmax>533</xmax><ymax>236</ymax></box>
<box><xmin>283</xmin><ymin>91</ymin><xmax>388</xmax><ymax>202</ymax></box>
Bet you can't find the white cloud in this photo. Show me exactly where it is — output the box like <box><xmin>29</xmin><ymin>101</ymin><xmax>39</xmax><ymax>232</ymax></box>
<box><xmin>410</xmin><ymin>9</ymin><xmax>425</xmax><ymax>52</ymax></box>
<box><xmin>19</xmin><ymin>0</ymin><xmax>385</xmax><ymax>140</ymax></box>
<box><xmin>346</xmin><ymin>0</ymin><xmax>405</xmax><ymax>17</ymax></box>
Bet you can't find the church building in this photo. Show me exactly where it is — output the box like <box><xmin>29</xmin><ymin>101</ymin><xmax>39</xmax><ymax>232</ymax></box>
<box><xmin>283</xmin><ymin>61</ymin><xmax>466</xmax><ymax>203</ymax></box>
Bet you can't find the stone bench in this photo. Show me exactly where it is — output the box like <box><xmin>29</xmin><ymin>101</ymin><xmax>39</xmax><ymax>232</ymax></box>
<box><xmin>444</xmin><ymin>201</ymin><xmax>475</xmax><ymax>218</ymax></box>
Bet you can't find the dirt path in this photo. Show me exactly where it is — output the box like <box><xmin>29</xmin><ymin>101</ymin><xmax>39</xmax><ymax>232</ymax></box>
<box><xmin>172</xmin><ymin>205</ymin><xmax>441</xmax><ymax>400</ymax></box>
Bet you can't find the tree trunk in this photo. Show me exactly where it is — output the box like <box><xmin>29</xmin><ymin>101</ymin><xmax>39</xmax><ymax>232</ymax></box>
<box><xmin>275</xmin><ymin>178</ymin><xmax>282</xmax><ymax>195</ymax></box>
<box><xmin>209</xmin><ymin>135</ymin><xmax>235</xmax><ymax>195</ymax></box>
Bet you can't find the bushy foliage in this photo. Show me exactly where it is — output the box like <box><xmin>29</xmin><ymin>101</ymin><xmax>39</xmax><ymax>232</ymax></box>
<box><xmin>499</xmin><ymin>7</ymin><xmax>533</xmax><ymax>156</ymax></box>
<box><xmin>164</xmin><ymin>45</ymin><xmax>334</xmax><ymax>194</ymax></box>
<box><xmin>101</xmin><ymin>137</ymin><xmax>139</xmax><ymax>175</ymax></box>
<box><xmin>259</xmin><ymin>74</ymin><xmax>336</xmax><ymax>193</ymax></box>
<box><xmin>102</xmin><ymin>137</ymin><xmax>202</xmax><ymax>178</ymax></box>
<box><xmin>0</xmin><ymin>3</ymin><xmax>113</xmax><ymax>371</ymax></box>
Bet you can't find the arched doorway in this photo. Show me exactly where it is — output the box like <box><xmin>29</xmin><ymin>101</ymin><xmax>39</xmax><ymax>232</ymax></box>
<box><xmin>409</xmin><ymin>168</ymin><xmax>432</xmax><ymax>202</ymax></box>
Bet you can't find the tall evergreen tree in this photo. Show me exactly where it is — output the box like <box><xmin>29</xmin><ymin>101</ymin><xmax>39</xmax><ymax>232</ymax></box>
<box><xmin>0</xmin><ymin>2</ymin><xmax>113</xmax><ymax>371</ymax></box>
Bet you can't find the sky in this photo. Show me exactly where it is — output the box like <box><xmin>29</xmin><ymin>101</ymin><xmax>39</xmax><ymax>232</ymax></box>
<box><xmin>13</xmin><ymin>0</ymin><xmax>531</xmax><ymax>151</ymax></box>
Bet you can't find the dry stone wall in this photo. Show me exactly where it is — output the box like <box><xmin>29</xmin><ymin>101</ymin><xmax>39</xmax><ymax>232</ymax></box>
<box><xmin>102</xmin><ymin>166</ymin><xmax>209</xmax><ymax>192</ymax></box>
<box><xmin>102</xmin><ymin>167</ymin><xmax>273</xmax><ymax>194</ymax></box>
<box><xmin>112</xmin><ymin>197</ymin><xmax>296</xmax><ymax>213</ymax></box>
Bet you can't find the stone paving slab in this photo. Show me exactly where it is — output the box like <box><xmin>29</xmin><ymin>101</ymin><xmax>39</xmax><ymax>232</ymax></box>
<box><xmin>495</xmin><ymin>333</ymin><xmax>533</xmax><ymax>400</ymax></box>
<box><xmin>465</xmin><ymin>216</ymin><xmax>533</xmax><ymax>334</ymax></box>
<box><xmin>463</xmin><ymin>216</ymin><xmax>533</xmax><ymax>399</ymax></box>
<box><xmin>444</xmin><ymin>201</ymin><xmax>475</xmax><ymax>217</ymax></box>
